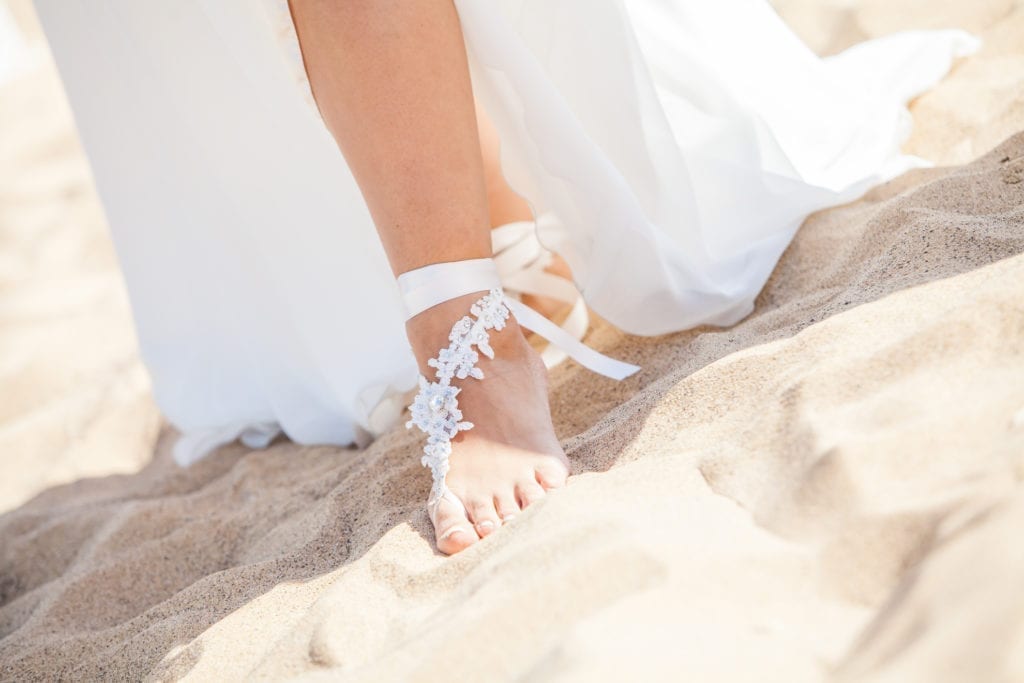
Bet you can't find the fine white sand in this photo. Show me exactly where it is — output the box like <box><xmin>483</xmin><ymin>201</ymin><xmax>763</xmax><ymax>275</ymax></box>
<box><xmin>2</xmin><ymin>1</ymin><xmax>1023</xmax><ymax>680</ymax></box>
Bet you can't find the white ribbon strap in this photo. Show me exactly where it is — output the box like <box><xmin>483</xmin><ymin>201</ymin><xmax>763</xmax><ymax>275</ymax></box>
<box><xmin>505</xmin><ymin>298</ymin><xmax>639</xmax><ymax>380</ymax></box>
<box><xmin>397</xmin><ymin>258</ymin><xmax>640</xmax><ymax>381</ymax></box>
<box><xmin>397</xmin><ymin>257</ymin><xmax>502</xmax><ymax>320</ymax></box>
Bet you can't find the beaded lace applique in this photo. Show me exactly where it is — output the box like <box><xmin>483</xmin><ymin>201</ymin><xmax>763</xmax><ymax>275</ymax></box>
<box><xmin>405</xmin><ymin>288</ymin><xmax>511</xmax><ymax>505</ymax></box>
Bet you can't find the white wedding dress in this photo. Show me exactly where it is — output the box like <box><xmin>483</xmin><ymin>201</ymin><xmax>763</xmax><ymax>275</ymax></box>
<box><xmin>32</xmin><ymin>0</ymin><xmax>977</xmax><ymax>465</ymax></box>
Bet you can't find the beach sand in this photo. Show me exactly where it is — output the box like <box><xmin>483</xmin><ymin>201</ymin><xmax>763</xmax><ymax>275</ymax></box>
<box><xmin>1</xmin><ymin>1</ymin><xmax>1023</xmax><ymax>680</ymax></box>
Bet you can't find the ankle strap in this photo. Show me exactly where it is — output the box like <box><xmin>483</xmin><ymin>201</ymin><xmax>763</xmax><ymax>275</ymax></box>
<box><xmin>396</xmin><ymin>256</ymin><xmax>641</xmax><ymax>381</ymax></box>
<box><xmin>397</xmin><ymin>257</ymin><xmax>501</xmax><ymax>321</ymax></box>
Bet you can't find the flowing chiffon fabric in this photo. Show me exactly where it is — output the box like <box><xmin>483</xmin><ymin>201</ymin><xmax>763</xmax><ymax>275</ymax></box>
<box><xmin>32</xmin><ymin>0</ymin><xmax>978</xmax><ymax>465</ymax></box>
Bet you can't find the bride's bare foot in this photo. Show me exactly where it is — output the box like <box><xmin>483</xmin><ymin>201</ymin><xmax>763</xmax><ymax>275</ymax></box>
<box><xmin>406</xmin><ymin>291</ymin><xmax>570</xmax><ymax>555</ymax></box>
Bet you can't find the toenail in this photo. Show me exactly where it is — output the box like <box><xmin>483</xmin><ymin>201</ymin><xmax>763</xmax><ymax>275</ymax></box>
<box><xmin>476</xmin><ymin>520</ymin><xmax>495</xmax><ymax>531</ymax></box>
<box><xmin>501</xmin><ymin>514</ymin><xmax>516</xmax><ymax>523</ymax></box>
<box><xmin>439</xmin><ymin>526</ymin><xmax>467</xmax><ymax>541</ymax></box>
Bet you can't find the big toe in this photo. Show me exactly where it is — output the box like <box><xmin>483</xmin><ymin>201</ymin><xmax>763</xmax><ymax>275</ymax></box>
<box><xmin>432</xmin><ymin>496</ymin><xmax>478</xmax><ymax>555</ymax></box>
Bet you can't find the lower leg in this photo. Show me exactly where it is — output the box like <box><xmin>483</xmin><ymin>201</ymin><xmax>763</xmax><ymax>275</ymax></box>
<box><xmin>288</xmin><ymin>0</ymin><xmax>569</xmax><ymax>554</ymax></box>
<box><xmin>289</xmin><ymin>0</ymin><xmax>489</xmax><ymax>275</ymax></box>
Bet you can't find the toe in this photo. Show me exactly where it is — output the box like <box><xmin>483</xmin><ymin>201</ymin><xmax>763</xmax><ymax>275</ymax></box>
<box><xmin>516</xmin><ymin>479</ymin><xmax>547</xmax><ymax>509</ymax></box>
<box><xmin>465</xmin><ymin>496</ymin><xmax>502</xmax><ymax>538</ymax></box>
<box><xmin>535</xmin><ymin>460</ymin><xmax>569</xmax><ymax>490</ymax></box>
<box><xmin>494</xmin><ymin>492</ymin><xmax>521</xmax><ymax>524</ymax></box>
<box><xmin>432</xmin><ymin>498</ymin><xmax>478</xmax><ymax>555</ymax></box>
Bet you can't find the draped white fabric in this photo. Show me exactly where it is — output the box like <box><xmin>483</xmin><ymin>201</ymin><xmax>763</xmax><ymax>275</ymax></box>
<box><xmin>32</xmin><ymin>0</ymin><xmax>978</xmax><ymax>465</ymax></box>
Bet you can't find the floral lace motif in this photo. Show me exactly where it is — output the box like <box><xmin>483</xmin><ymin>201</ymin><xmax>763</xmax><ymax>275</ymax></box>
<box><xmin>405</xmin><ymin>288</ymin><xmax>511</xmax><ymax>503</ymax></box>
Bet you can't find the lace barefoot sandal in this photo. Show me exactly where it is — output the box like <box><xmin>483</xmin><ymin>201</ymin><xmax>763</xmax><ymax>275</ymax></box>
<box><xmin>396</xmin><ymin>255</ymin><xmax>640</xmax><ymax>531</ymax></box>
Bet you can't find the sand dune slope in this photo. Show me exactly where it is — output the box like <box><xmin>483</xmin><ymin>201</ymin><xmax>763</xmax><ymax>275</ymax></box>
<box><xmin>1</xmin><ymin>2</ymin><xmax>1023</xmax><ymax>681</ymax></box>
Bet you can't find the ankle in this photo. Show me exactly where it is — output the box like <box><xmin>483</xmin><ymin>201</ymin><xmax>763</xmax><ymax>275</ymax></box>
<box><xmin>404</xmin><ymin>289</ymin><xmax>529</xmax><ymax>376</ymax></box>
